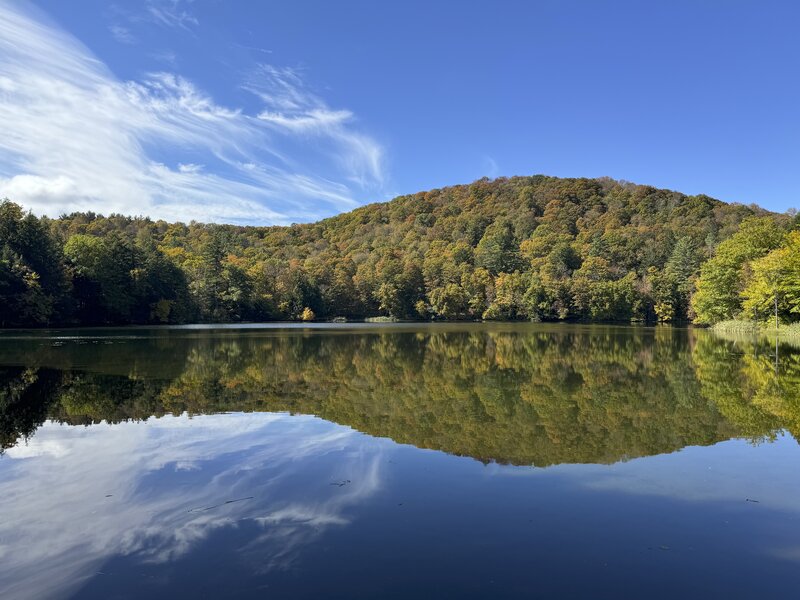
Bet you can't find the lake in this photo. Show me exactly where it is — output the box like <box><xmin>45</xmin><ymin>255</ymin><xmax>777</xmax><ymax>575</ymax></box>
<box><xmin>1</xmin><ymin>323</ymin><xmax>800</xmax><ymax>599</ymax></box>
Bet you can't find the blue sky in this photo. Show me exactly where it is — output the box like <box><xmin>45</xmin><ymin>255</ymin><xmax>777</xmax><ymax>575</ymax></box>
<box><xmin>1</xmin><ymin>1</ymin><xmax>798</xmax><ymax>224</ymax></box>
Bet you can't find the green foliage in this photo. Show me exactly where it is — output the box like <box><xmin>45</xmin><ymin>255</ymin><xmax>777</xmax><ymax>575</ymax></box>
<box><xmin>0</xmin><ymin>246</ymin><xmax>51</xmax><ymax>325</ymax></box>
<box><xmin>483</xmin><ymin>271</ymin><xmax>529</xmax><ymax>320</ymax></box>
<box><xmin>650</xmin><ymin>237</ymin><xmax>701</xmax><ymax>322</ymax></box>
<box><xmin>474</xmin><ymin>219</ymin><xmax>522</xmax><ymax>275</ymax></box>
<box><xmin>0</xmin><ymin>175</ymin><xmax>772</xmax><ymax>326</ymax></box>
<box><xmin>692</xmin><ymin>216</ymin><xmax>788</xmax><ymax>324</ymax></box>
<box><xmin>63</xmin><ymin>231</ymin><xmax>193</xmax><ymax>324</ymax></box>
<box><xmin>741</xmin><ymin>231</ymin><xmax>800</xmax><ymax>323</ymax></box>
<box><xmin>0</xmin><ymin>201</ymin><xmax>70</xmax><ymax>325</ymax></box>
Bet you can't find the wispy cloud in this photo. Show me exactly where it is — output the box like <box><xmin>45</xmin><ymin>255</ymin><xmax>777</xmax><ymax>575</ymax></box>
<box><xmin>144</xmin><ymin>0</ymin><xmax>198</xmax><ymax>30</ymax></box>
<box><xmin>109</xmin><ymin>24</ymin><xmax>136</xmax><ymax>44</ymax></box>
<box><xmin>250</xmin><ymin>65</ymin><xmax>385</xmax><ymax>188</ymax></box>
<box><xmin>0</xmin><ymin>3</ymin><xmax>386</xmax><ymax>224</ymax></box>
<box><xmin>482</xmin><ymin>155</ymin><xmax>499</xmax><ymax>179</ymax></box>
<box><xmin>149</xmin><ymin>49</ymin><xmax>179</xmax><ymax>67</ymax></box>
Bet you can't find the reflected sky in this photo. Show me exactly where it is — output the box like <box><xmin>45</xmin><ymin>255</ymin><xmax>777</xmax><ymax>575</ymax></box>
<box><xmin>0</xmin><ymin>413</ymin><xmax>387</xmax><ymax>600</ymax></box>
<box><xmin>2</xmin><ymin>411</ymin><xmax>800</xmax><ymax>599</ymax></box>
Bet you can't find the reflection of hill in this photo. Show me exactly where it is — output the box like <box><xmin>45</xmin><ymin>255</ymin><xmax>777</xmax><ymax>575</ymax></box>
<box><xmin>2</xmin><ymin>326</ymin><xmax>799</xmax><ymax>464</ymax></box>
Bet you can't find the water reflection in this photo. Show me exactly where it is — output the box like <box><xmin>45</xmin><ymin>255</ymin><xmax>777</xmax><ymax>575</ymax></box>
<box><xmin>2</xmin><ymin>325</ymin><xmax>800</xmax><ymax>464</ymax></box>
<box><xmin>1</xmin><ymin>413</ymin><xmax>386</xmax><ymax>599</ymax></box>
<box><xmin>2</xmin><ymin>324</ymin><xmax>800</xmax><ymax>598</ymax></box>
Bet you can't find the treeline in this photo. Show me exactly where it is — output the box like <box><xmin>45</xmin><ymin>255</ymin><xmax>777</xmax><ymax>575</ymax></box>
<box><xmin>0</xmin><ymin>175</ymin><xmax>793</xmax><ymax>326</ymax></box>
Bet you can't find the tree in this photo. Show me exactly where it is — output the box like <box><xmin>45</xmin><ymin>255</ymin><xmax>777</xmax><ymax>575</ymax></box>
<box><xmin>0</xmin><ymin>247</ymin><xmax>51</xmax><ymax>326</ymax></box>
<box><xmin>692</xmin><ymin>217</ymin><xmax>787</xmax><ymax>324</ymax></box>
<box><xmin>462</xmin><ymin>267</ymin><xmax>494</xmax><ymax>318</ymax></box>
<box><xmin>651</xmin><ymin>237</ymin><xmax>700</xmax><ymax>322</ymax></box>
<box><xmin>571</xmin><ymin>258</ymin><xmax>639</xmax><ymax>321</ymax></box>
<box><xmin>64</xmin><ymin>233</ymin><xmax>137</xmax><ymax>323</ymax></box>
<box><xmin>483</xmin><ymin>271</ymin><xmax>529</xmax><ymax>320</ymax></box>
<box><xmin>428</xmin><ymin>283</ymin><xmax>469</xmax><ymax>319</ymax></box>
<box><xmin>64</xmin><ymin>234</ymin><xmax>113</xmax><ymax>323</ymax></box>
<box><xmin>372</xmin><ymin>254</ymin><xmax>423</xmax><ymax>319</ymax></box>
<box><xmin>475</xmin><ymin>220</ymin><xmax>522</xmax><ymax>275</ymax></box>
<box><xmin>134</xmin><ymin>237</ymin><xmax>194</xmax><ymax>323</ymax></box>
<box><xmin>741</xmin><ymin>231</ymin><xmax>800</xmax><ymax>324</ymax></box>
<box><xmin>0</xmin><ymin>201</ymin><xmax>70</xmax><ymax>324</ymax></box>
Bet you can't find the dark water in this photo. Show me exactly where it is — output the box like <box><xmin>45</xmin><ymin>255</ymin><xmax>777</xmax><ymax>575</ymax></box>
<box><xmin>1</xmin><ymin>323</ymin><xmax>800</xmax><ymax>599</ymax></box>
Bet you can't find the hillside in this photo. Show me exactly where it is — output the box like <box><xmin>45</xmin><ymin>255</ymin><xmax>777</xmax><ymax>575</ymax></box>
<box><xmin>0</xmin><ymin>175</ymin><xmax>790</xmax><ymax>326</ymax></box>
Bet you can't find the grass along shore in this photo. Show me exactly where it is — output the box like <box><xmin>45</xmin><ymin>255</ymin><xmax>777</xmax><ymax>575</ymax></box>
<box><xmin>712</xmin><ymin>320</ymin><xmax>800</xmax><ymax>345</ymax></box>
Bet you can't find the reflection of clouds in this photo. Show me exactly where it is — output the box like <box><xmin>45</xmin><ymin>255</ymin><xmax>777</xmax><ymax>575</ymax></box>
<box><xmin>568</xmin><ymin>436</ymin><xmax>800</xmax><ymax>513</ymax></box>
<box><xmin>245</xmin><ymin>451</ymin><xmax>384</xmax><ymax>573</ymax></box>
<box><xmin>4</xmin><ymin>438</ymin><xmax>70</xmax><ymax>459</ymax></box>
<box><xmin>487</xmin><ymin>435</ymin><xmax>800</xmax><ymax>568</ymax></box>
<box><xmin>770</xmin><ymin>546</ymin><xmax>800</xmax><ymax>562</ymax></box>
<box><xmin>485</xmin><ymin>434</ymin><xmax>800</xmax><ymax>513</ymax></box>
<box><xmin>0</xmin><ymin>413</ymin><xmax>388</xmax><ymax>600</ymax></box>
<box><xmin>767</xmin><ymin>545</ymin><xmax>800</xmax><ymax>564</ymax></box>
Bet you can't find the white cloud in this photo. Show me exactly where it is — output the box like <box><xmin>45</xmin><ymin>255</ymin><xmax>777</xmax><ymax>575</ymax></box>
<box><xmin>177</xmin><ymin>162</ymin><xmax>202</xmax><ymax>173</ymax></box>
<box><xmin>0</xmin><ymin>3</ymin><xmax>386</xmax><ymax>224</ymax></box>
<box><xmin>258</xmin><ymin>108</ymin><xmax>354</xmax><ymax>132</ymax></box>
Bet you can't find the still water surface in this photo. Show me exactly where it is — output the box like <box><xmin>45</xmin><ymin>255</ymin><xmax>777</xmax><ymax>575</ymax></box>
<box><xmin>1</xmin><ymin>323</ymin><xmax>800</xmax><ymax>598</ymax></box>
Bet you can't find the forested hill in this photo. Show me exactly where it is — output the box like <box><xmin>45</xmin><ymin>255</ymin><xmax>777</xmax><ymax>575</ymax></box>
<box><xmin>1</xmin><ymin>175</ymin><xmax>795</xmax><ymax>327</ymax></box>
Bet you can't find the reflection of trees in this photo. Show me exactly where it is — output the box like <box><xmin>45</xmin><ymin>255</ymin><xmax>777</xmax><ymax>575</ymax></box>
<box><xmin>693</xmin><ymin>331</ymin><xmax>800</xmax><ymax>440</ymax></box>
<box><xmin>3</xmin><ymin>326</ymin><xmax>800</xmax><ymax>465</ymax></box>
<box><xmin>0</xmin><ymin>368</ymin><xmax>59</xmax><ymax>451</ymax></box>
<box><xmin>745</xmin><ymin>351</ymin><xmax>800</xmax><ymax>436</ymax></box>
<box><xmin>57</xmin><ymin>374</ymin><xmax>167</xmax><ymax>425</ymax></box>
